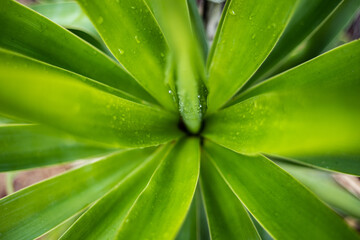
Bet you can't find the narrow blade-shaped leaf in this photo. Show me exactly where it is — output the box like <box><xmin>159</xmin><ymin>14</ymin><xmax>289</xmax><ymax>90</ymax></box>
<box><xmin>204</xmin><ymin>141</ymin><xmax>359</xmax><ymax>239</ymax></box>
<box><xmin>60</xmin><ymin>144</ymin><xmax>172</xmax><ymax>240</ymax></box>
<box><xmin>40</xmin><ymin>212</ymin><xmax>84</xmax><ymax>240</ymax></box>
<box><xmin>0</xmin><ymin>0</ymin><xmax>154</xmax><ymax>103</ymax></box>
<box><xmin>245</xmin><ymin>0</ymin><xmax>342</xmax><ymax>85</ymax></box>
<box><xmin>278</xmin><ymin>161</ymin><xmax>360</xmax><ymax>218</ymax></box>
<box><xmin>116</xmin><ymin>138</ymin><xmax>200</xmax><ymax>240</ymax></box>
<box><xmin>271</xmin><ymin>154</ymin><xmax>360</xmax><ymax>176</ymax></box>
<box><xmin>0</xmin><ymin>148</ymin><xmax>155</xmax><ymax>240</ymax></box>
<box><xmin>205</xmin><ymin>0</ymin><xmax>297</xmax><ymax>113</ymax></box>
<box><xmin>176</xmin><ymin>197</ymin><xmax>198</xmax><ymax>240</ymax></box>
<box><xmin>0</xmin><ymin>124</ymin><xmax>114</xmax><ymax>171</ymax></box>
<box><xmin>187</xmin><ymin>0</ymin><xmax>209</xmax><ymax>59</ymax></box>
<box><xmin>77</xmin><ymin>0</ymin><xmax>176</xmax><ymax>111</ymax></box>
<box><xmin>30</xmin><ymin>1</ymin><xmax>100</xmax><ymax>40</ymax></box>
<box><xmin>146</xmin><ymin>0</ymin><xmax>206</xmax><ymax>132</ymax></box>
<box><xmin>268</xmin><ymin>0</ymin><xmax>360</xmax><ymax>80</ymax></box>
<box><xmin>175</xmin><ymin>188</ymin><xmax>210</xmax><ymax>240</ymax></box>
<box><xmin>200</xmin><ymin>153</ymin><xmax>260</xmax><ymax>240</ymax></box>
<box><xmin>0</xmin><ymin>50</ymin><xmax>182</xmax><ymax>148</ymax></box>
<box><xmin>30</xmin><ymin>1</ymin><xmax>109</xmax><ymax>53</ymax></box>
<box><xmin>205</xmin><ymin>41</ymin><xmax>360</xmax><ymax>156</ymax></box>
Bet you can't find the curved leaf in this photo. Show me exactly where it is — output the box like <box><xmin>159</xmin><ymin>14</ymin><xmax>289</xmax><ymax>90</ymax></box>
<box><xmin>146</xmin><ymin>0</ymin><xmax>206</xmax><ymax>133</ymax></box>
<box><xmin>0</xmin><ymin>124</ymin><xmax>114</xmax><ymax>172</ymax></box>
<box><xmin>30</xmin><ymin>1</ymin><xmax>110</xmax><ymax>53</ymax></box>
<box><xmin>245</xmin><ymin>0</ymin><xmax>342</xmax><ymax>86</ymax></box>
<box><xmin>176</xmin><ymin>197</ymin><xmax>198</xmax><ymax>240</ymax></box>
<box><xmin>30</xmin><ymin>1</ymin><xmax>100</xmax><ymax>40</ymax></box>
<box><xmin>60</xmin><ymin>144</ymin><xmax>172</xmax><ymax>240</ymax></box>
<box><xmin>77</xmin><ymin>0</ymin><xmax>176</xmax><ymax>111</ymax></box>
<box><xmin>116</xmin><ymin>138</ymin><xmax>200</xmax><ymax>240</ymax></box>
<box><xmin>200</xmin><ymin>153</ymin><xmax>260</xmax><ymax>240</ymax></box>
<box><xmin>278</xmin><ymin>161</ymin><xmax>360</xmax><ymax>218</ymax></box>
<box><xmin>271</xmin><ymin>154</ymin><xmax>360</xmax><ymax>176</ymax></box>
<box><xmin>0</xmin><ymin>49</ymin><xmax>182</xmax><ymax>148</ymax></box>
<box><xmin>0</xmin><ymin>148</ymin><xmax>155</xmax><ymax>240</ymax></box>
<box><xmin>0</xmin><ymin>0</ymin><xmax>154</xmax><ymax>103</ymax></box>
<box><xmin>205</xmin><ymin>0</ymin><xmax>297</xmax><ymax>114</ymax></box>
<box><xmin>205</xmin><ymin>41</ymin><xmax>360</xmax><ymax>156</ymax></box>
<box><xmin>270</xmin><ymin>0</ymin><xmax>360</xmax><ymax>79</ymax></box>
<box><xmin>204</xmin><ymin>141</ymin><xmax>359</xmax><ymax>239</ymax></box>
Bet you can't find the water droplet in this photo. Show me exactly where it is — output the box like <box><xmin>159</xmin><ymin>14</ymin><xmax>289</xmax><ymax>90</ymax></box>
<box><xmin>168</xmin><ymin>90</ymin><xmax>172</xmax><ymax>94</ymax></box>
<box><xmin>131</xmin><ymin>6</ymin><xmax>135</xmax><ymax>9</ymax></box>
<box><xmin>229</xmin><ymin>9</ymin><xmax>236</xmax><ymax>16</ymax></box>
<box><xmin>251</xmin><ymin>33</ymin><xmax>256</xmax><ymax>39</ymax></box>
<box><xmin>118</xmin><ymin>49</ymin><xmax>124</xmax><ymax>55</ymax></box>
<box><xmin>160</xmin><ymin>52</ymin><xmax>165</xmax><ymax>57</ymax></box>
<box><xmin>248</xmin><ymin>15</ymin><xmax>253</xmax><ymax>20</ymax></box>
<box><xmin>97</xmin><ymin>17</ymin><xmax>103</xmax><ymax>24</ymax></box>
<box><xmin>135</xmin><ymin>35</ymin><xmax>140</xmax><ymax>43</ymax></box>
<box><xmin>113</xmin><ymin>116</ymin><xmax>117</xmax><ymax>120</ymax></box>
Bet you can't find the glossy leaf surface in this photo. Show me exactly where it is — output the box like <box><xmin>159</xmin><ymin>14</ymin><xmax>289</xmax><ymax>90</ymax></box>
<box><xmin>146</xmin><ymin>0</ymin><xmax>206</xmax><ymax>133</ymax></box>
<box><xmin>61</xmin><ymin>144</ymin><xmax>172</xmax><ymax>239</ymax></box>
<box><xmin>30</xmin><ymin>1</ymin><xmax>100</xmax><ymax>40</ymax></box>
<box><xmin>272</xmin><ymin>154</ymin><xmax>360</xmax><ymax>176</ymax></box>
<box><xmin>246</xmin><ymin>0</ymin><xmax>342</xmax><ymax>84</ymax></box>
<box><xmin>0</xmin><ymin>50</ymin><xmax>182</xmax><ymax>148</ymax></box>
<box><xmin>116</xmin><ymin>138</ymin><xmax>200</xmax><ymax>240</ymax></box>
<box><xmin>175</xmin><ymin>197</ymin><xmax>198</xmax><ymax>240</ymax></box>
<box><xmin>200</xmin><ymin>153</ymin><xmax>260</xmax><ymax>240</ymax></box>
<box><xmin>0</xmin><ymin>148</ymin><xmax>154</xmax><ymax>240</ymax></box>
<box><xmin>269</xmin><ymin>0</ymin><xmax>360</xmax><ymax>80</ymax></box>
<box><xmin>278</xmin><ymin>161</ymin><xmax>360</xmax><ymax>218</ymax></box>
<box><xmin>206</xmin><ymin>41</ymin><xmax>360</xmax><ymax>156</ymax></box>
<box><xmin>0</xmin><ymin>0</ymin><xmax>154</xmax><ymax>103</ymax></box>
<box><xmin>0</xmin><ymin>124</ymin><xmax>114</xmax><ymax>171</ymax></box>
<box><xmin>204</xmin><ymin>141</ymin><xmax>359</xmax><ymax>239</ymax></box>
<box><xmin>205</xmin><ymin>0</ymin><xmax>296</xmax><ymax>113</ymax></box>
<box><xmin>77</xmin><ymin>0</ymin><xmax>176</xmax><ymax>111</ymax></box>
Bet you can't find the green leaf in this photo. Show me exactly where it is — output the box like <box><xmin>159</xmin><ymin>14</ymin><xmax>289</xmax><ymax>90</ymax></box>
<box><xmin>269</xmin><ymin>0</ymin><xmax>360</xmax><ymax>79</ymax></box>
<box><xmin>278</xmin><ymin>161</ymin><xmax>360</xmax><ymax>218</ymax></box>
<box><xmin>145</xmin><ymin>0</ymin><xmax>206</xmax><ymax>133</ymax></box>
<box><xmin>205</xmin><ymin>0</ymin><xmax>297</xmax><ymax>114</ymax></box>
<box><xmin>187</xmin><ymin>0</ymin><xmax>209</xmax><ymax>59</ymax></box>
<box><xmin>40</xmin><ymin>212</ymin><xmax>84</xmax><ymax>240</ymax></box>
<box><xmin>0</xmin><ymin>0</ymin><xmax>154</xmax><ymax>103</ymax></box>
<box><xmin>271</xmin><ymin>154</ymin><xmax>360</xmax><ymax>176</ymax></box>
<box><xmin>175</xmin><ymin>188</ymin><xmax>210</xmax><ymax>240</ymax></box>
<box><xmin>0</xmin><ymin>49</ymin><xmax>182</xmax><ymax>148</ymax></box>
<box><xmin>204</xmin><ymin>141</ymin><xmax>359</xmax><ymax>239</ymax></box>
<box><xmin>60</xmin><ymin>144</ymin><xmax>172</xmax><ymax>240</ymax></box>
<box><xmin>176</xmin><ymin>197</ymin><xmax>198</xmax><ymax>240</ymax></box>
<box><xmin>244</xmin><ymin>0</ymin><xmax>342</xmax><ymax>86</ymax></box>
<box><xmin>30</xmin><ymin>1</ymin><xmax>100</xmax><ymax>41</ymax></box>
<box><xmin>200</xmin><ymin>152</ymin><xmax>260</xmax><ymax>240</ymax></box>
<box><xmin>29</xmin><ymin>1</ymin><xmax>110</xmax><ymax>53</ymax></box>
<box><xmin>76</xmin><ymin>0</ymin><xmax>176</xmax><ymax>111</ymax></box>
<box><xmin>0</xmin><ymin>124</ymin><xmax>114</xmax><ymax>172</ymax></box>
<box><xmin>116</xmin><ymin>138</ymin><xmax>200</xmax><ymax>240</ymax></box>
<box><xmin>205</xmin><ymin>41</ymin><xmax>360</xmax><ymax>156</ymax></box>
<box><xmin>0</xmin><ymin>148</ymin><xmax>155</xmax><ymax>240</ymax></box>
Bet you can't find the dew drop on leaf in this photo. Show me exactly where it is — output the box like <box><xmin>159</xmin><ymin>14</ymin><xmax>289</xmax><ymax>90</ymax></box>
<box><xmin>135</xmin><ymin>35</ymin><xmax>141</xmax><ymax>44</ymax></box>
<box><xmin>118</xmin><ymin>49</ymin><xmax>124</xmax><ymax>55</ymax></box>
<box><xmin>229</xmin><ymin>9</ymin><xmax>236</xmax><ymax>16</ymax></box>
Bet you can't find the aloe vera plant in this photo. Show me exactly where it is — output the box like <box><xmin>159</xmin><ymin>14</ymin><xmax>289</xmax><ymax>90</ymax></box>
<box><xmin>0</xmin><ymin>0</ymin><xmax>360</xmax><ymax>239</ymax></box>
